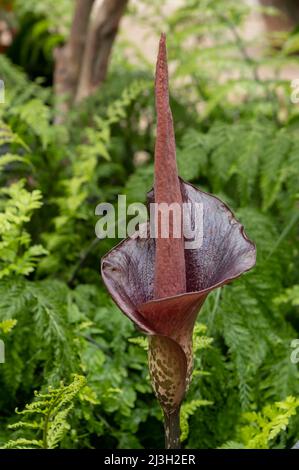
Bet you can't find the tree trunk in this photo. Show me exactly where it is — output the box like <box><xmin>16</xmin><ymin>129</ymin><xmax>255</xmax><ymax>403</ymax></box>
<box><xmin>54</xmin><ymin>0</ymin><xmax>94</xmax><ymax>123</ymax></box>
<box><xmin>260</xmin><ymin>0</ymin><xmax>299</xmax><ymax>32</ymax></box>
<box><xmin>65</xmin><ymin>0</ymin><xmax>95</xmax><ymax>101</ymax></box>
<box><xmin>54</xmin><ymin>0</ymin><xmax>128</xmax><ymax>122</ymax></box>
<box><xmin>75</xmin><ymin>0</ymin><xmax>129</xmax><ymax>103</ymax></box>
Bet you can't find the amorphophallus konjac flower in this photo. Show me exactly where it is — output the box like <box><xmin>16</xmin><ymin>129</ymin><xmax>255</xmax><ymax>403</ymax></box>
<box><xmin>101</xmin><ymin>34</ymin><xmax>256</xmax><ymax>449</ymax></box>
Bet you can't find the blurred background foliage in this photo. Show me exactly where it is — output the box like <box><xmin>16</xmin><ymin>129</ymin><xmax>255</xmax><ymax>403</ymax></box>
<box><xmin>0</xmin><ymin>0</ymin><xmax>299</xmax><ymax>449</ymax></box>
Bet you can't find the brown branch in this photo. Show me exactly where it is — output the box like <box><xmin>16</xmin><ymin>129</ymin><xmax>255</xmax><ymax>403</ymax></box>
<box><xmin>259</xmin><ymin>0</ymin><xmax>299</xmax><ymax>32</ymax></box>
<box><xmin>75</xmin><ymin>0</ymin><xmax>129</xmax><ymax>103</ymax></box>
<box><xmin>66</xmin><ymin>0</ymin><xmax>95</xmax><ymax>99</ymax></box>
<box><xmin>54</xmin><ymin>0</ymin><xmax>94</xmax><ymax>123</ymax></box>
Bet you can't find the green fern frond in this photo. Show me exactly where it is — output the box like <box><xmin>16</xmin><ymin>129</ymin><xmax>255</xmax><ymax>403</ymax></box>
<box><xmin>260</xmin><ymin>128</ymin><xmax>291</xmax><ymax>211</ymax></box>
<box><xmin>3</xmin><ymin>438</ymin><xmax>43</xmax><ymax>449</ymax></box>
<box><xmin>0</xmin><ymin>180</ymin><xmax>47</xmax><ymax>278</ymax></box>
<box><xmin>0</xmin><ymin>121</ymin><xmax>28</xmax><ymax>149</ymax></box>
<box><xmin>129</xmin><ymin>337</ymin><xmax>148</xmax><ymax>351</ymax></box>
<box><xmin>219</xmin><ymin>441</ymin><xmax>245</xmax><ymax>449</ymax></box>
<box><xmin>12</xmin><ymin>99</ymin><xmax>51</xmax><ymax>149</ymax></box>
<box><xmin>274</xmin><ymin>285</ymin><xmax>299</xmax><ymax>307</ymax></box>
<box><xmin>3</xmin><ymin>375</ymin><xmax>86</xmax><ymax>449</ymax></box>
<box><xmin>238</xmin><ymin>396</ymin><xmax>299</xmax><ymax>449</ymax></box>
<box><xmin>0</xmin><ymin>319</ymin><xmax>17</xmax><ymax>334</ymax></box>
<box><xmin>193</xmin><ymin>323</ymin><xmax>214</xmax><ymax>352</ymax></box>
<box><xmin>0</xmin><ymin>153</ymin><xmax>31</xmax><ymax>172</ymax></box>
<box><xmin>180</xmin><ymin>399</ymin><xmax>213</xmax><ymax>442</ymax></box>
<box><xmin>176</xmin><ymin>128</ymin><xmax>208</xmax><ymax>181</ymax></box>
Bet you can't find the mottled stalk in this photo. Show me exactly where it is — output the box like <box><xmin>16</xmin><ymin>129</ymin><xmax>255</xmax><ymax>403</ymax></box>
<box><xmin>164</xmin><ymin>408</ymin><xmax>181</xmax><ymax>449</ymax></box>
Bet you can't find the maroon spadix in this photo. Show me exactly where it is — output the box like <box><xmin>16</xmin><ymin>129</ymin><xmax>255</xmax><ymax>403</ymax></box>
<box><xmin>101</xmin><ymin>34</ymin><xmax>256</xmax><ymax>449</ymax></box>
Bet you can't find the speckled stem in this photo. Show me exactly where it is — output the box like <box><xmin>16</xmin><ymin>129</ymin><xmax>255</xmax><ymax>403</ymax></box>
<box><xmin>164</xmin><ymin>408</ymin><xmax>181</xmax><ymax>449</ymax></box>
